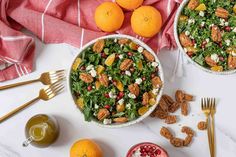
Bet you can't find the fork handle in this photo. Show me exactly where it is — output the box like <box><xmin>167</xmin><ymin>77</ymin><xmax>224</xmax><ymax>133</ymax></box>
<box><xmin>0</xmin><ymin>79</ymin><xmax>39</xmax><ymax>90</ymax></box>
<box><xmin>211</xmin><ymin>116</ymin><xmax>215</xmax><ymax>157</ymax></box>
<box><xmin>207</xmin><ymin>117</ymin><xmax>213</xmax><ymax>157</ymax></box>
<box><xmin>0</xmin><ymin>97</ymin><xmax>39</xmax><ymax>123</ymax></box>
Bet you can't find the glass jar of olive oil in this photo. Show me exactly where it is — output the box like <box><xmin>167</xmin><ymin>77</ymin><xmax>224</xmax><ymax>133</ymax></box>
<box><xmin>23</xmin><ymin>114</ymin><xmax>59</xmax><ymax>148</ymax></box>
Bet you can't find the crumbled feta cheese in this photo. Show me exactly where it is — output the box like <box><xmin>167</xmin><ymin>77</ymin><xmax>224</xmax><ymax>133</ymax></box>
<box><xmin>126</xmin><ymin>103</ymin><xmax>131</xmax><ymax>109</ymax></box>
<box><xmin>151</xmin><ymin>62</ymin><xmax>159</xmax><ymax>67</ymax></box>
<box><xmin>128</xmin><ymin>93</ymin><xmax>136</xmax><ymax>99</ymax></box>
<box><xmin>108</xmin><ymin>76</ymin><xmax>112</xmax><ymax>80</ymax></box>
<box><xmin>118</xmin><ymin>98</ymin><xmax>124</xmax><ymax>105</ymax></box>
<box><xmin>86</xmin><ymin>65</ymin><xmax>94</xmax><ymax>71</ymax></box>
<box><xmin>103</xmin><ymin>119</ymin><xmax>112</xmax><ymax>125</ymax></box>
<box><xmin>137</xmin><ymin>46</ymin><xmax>144</xmax><ymax>53</ymax></box>
<box><xmin>92</xmin><ymin>86</ymin><xmax>95</xmax><ymax>89</ymax></box>
<box><xmin>199</xmin><ymin>11</ymin><xmax>205</xmax><ymax>17</ymax></box>
<box><xmin>190</xmin><ymin>35</ymin><xmax>194</xmax><ymax>39</ymax></box>
<box><xmin>225</xmin><ymin>39</ymin><xmax>231</xmax><ymax>46</ymax></box>
<box><xmin>232</xmin><ymin>52</ymin><xmax>236</xmax><ymax>57</ymax></box>
<box><xmin>135</xmin><ymin>78</ymin><xmax>142</xmax><ymax>85</ymax></box>
<box><xmin>219</xmin><ymin>18</ymin><xmax>225</xmax><ymax>26</ymax></box>
<box><xmin>221</xmin><ymin>51</ymin><xmax>225</xmax><ymax>54</ymax></box>
<box><xmin>120</xmin><ymin>44</ymin><xmax>124</xmax><ymax>48</ymax></box>
<box><xmin>93</xmin><ymin>112</ymin><xmax>97</xmax><ymax>116</ymax></box>
<box><xmin>114</xmin><ymin>38</ymin><xmax>117</xmax><ymax>43</ymax></box>
<box><xmin>118</xmin><ymin>54</ymin><xmax>123</xmax><ymax>59</ymax></box>
<box><xmin>184</xmin><ymin>48</ymin><xmax>187</xmax><ymax>52</ymax></box>
<box><xmin>125</xmin><ymin>70</ymin><xmax>131</xmax><ymax>76</ymax></box>
<box><xmin>200</xmin><ymin>22</ymin><xmax>205</xmax><ymax>27</ymax></box>
<box><xmin>194</xmin><ymin>44</ymin><xmax>197</xmax><ymax>48</ymax></box>
<box><xmin>152</xmin><ymin>88</ymin><xmax>159</xmax><ymax>95</ymax></box>
<box><xmin>94</xmin><ymin>104</ymin><xmax>99</xmax><ymax>109</ymax></box>
<box><xmin>188</xmin><ymin>19</ymin><xmax>195</xmax><ymax>24</ymax></box>
<box><xmin>185</xmin><ymin>31</ymin><xmax>190</xmax><ymax>36</ymax></box>
<box><xmin>224</xmin><ymin>22</ymin><xmax>229</xmax><ymax>26</ymax></box>
<box><xmin>206</xmin><ymin>38</ymin><xmax>210</xmax><ymax>43</ymax></box>
<box><xmin>89</xmin><ymin>69</ymin><xmax>97</xmax><ymax>77</ymax></box>
<box><xmin>211</xmin><ymin>54</ymin><xmax>219</xmax><ymax>63</ymax></box>
<box><xmin>233</xmin><ymin>27</ymin><xmax>236</xmax><ymax>33</ymax></box>
<box><xmin>109</xmin><ymin>91</ymin><xmax>117</xmax><ymax>99</ymax></box>
<box><xmin>209</xmin><ymin>24</ymin><xmax>214</xmax><ymax>28</ymax></box>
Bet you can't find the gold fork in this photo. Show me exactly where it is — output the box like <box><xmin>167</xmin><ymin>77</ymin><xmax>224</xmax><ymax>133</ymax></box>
<box><xmin>0</xmin><ymin>70</ymin><xmax>65</xmax><ymax>90</ymax></box>
<box><xmin>201</xmin><ymin>98</ymin><xmax>213</xmax><ymax>157</ymax></box>
<box><xmin>0</xmin><ymin>81</ymin><xmax>64</xmax><ymax>123</ymax></box>
<box><xmin>210</xmin><ymin>98</ymin><xmax>216</xmax><ymax>157</ymax></box>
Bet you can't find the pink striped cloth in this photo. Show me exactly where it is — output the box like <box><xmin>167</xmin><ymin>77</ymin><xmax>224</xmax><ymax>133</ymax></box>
<box><xmin>0</xmin><ymin>0</ymin><xmax>182</xmax><ymax>82</ymax></box>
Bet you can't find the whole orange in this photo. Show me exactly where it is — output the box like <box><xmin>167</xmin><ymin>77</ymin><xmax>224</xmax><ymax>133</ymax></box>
<box><xmin>70</xmin><ymin>139</ymin><xmax>103</xmax><ymax>157</ymax></box>
<box><xmin>94</xmin><ymin>2</ymin><xmax>124</xmax><ymax>32</ymax></box>
<box><xmin>131</xmin><ymin>6</ymin><xmax>162</xmax><ymax>38</ymax></box>
<box><xmin>116</xmin><ymin>0</ymin><xmax>143</xmax><ymax>10</ymax></box>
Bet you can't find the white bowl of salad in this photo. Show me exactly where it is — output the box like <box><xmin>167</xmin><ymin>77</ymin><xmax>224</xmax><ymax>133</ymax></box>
<box><xmin>174</xmin><ymin>0</ymin><xmax>236</xmax><ymax>74</ymax></box>
<box><xmin>68</xmin><ymin>34</ymin><xmax>164</xmax><ymax>128</ymax></box>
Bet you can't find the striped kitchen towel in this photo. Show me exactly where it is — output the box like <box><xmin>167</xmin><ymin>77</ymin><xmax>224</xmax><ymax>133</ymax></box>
<box><xmin>0</xmin><ymin>0</ymin><xmax>182</xmax><ymax>81</ymax></box>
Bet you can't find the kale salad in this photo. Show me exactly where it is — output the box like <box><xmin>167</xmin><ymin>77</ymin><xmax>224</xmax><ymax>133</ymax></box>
<box><xmin>70</xmin><ymin>37</ymin><xmax>163</xmax><ymax>125</ymax></box>
<box><xmin>177</xmin><ymin>0</ymin><xmax>236</xmax><ymax>72</ymax></box>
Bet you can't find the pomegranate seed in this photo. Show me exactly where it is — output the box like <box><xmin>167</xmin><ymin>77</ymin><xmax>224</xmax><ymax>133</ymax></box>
<box><xmin>130</xmin><ymin>67</ymin><xmax>135</xmax><ymax>72</ymax></box>
<box><xmin>142</xmin><ymin>77</ymin><xmax>146</xmax><ymax>81</ymax></box>
<box><xmin>121</xmin><ymin>71</ymin><xmax>125</xmax><ymax>75</ymax></box>
<box><xmin>101</xmin><ymin>52</ymin><xmax>107</xmax><ymax>58</ymax></box>
<box><xmin>112</xmin><ymin>80</ymin><xmax>117</xmax><ymax>86</ymax></box>
<box><xmin>192</xmin><ymin>39</ymin><xmax>196</xmax><ymax>45</ymax></box>
<box><xmin>219</xmin><ymin>56</ymin><xmax>224</xmax><ymax>61</ymax></box>
<box><xmin>87</xmin><ymin>86</ymin><xmax>92</xmax><ymax>91</ymax></box>
<box><xmin>140</xmin><ymin>148</ymin><xmax>145</xmax><ymax>153</ymax></box>
<box><xmin>80</xmin><ymin>66</ymin><xmax>86</xmax><ymax>70</ymax></box>
<box><xmin>187</xmin><ymin>51</ymin><xmax>193</xmax><ymax>58</ymax></box>
<box><xmin>104</xmin><ymin>105</ymin><xmax>110</xmax><ymax>109</ymax></box>
<box><xmin>150</xmin><ymin>155</ymin><xmax>155</xmax><ymax>157</ymax></box>
<box><xmin>218</xmin><ymin>42</ymin><xmax>222</xmax><ymax>48</ymax></box>
<box><xmin>118</xmin><ymin>92</ymin><xmax>124</xmax><ymax>97</ymax></box>
<box><xmin>155</xmin><ymin>149</ymin><xmax>161</xmax><ymax>155</ymax></box>
<box><xmin>128</xmin><ymin>52</ymin><xmax>133</xmax><ymax>56</ymax></box>
<box><xmin>151</xmin><ymin>73</ymin><xmax>155</xmax><ymax>78</ymax></box>
<box><xmin>224</xmin><ymin>26</ymin><xmax>231</xmax><ymax>32</ymax></box>
<box><xmin>104</xmin><ymin>93</ymin><xmax>110</xmax><ymax>98</ymax></box>
<box><xmin>115</xmin><ymin>54</ymin><xmax>119</xmax><ymax>60</ymax></box>
<box><xmin>116</xmin><ymin>96</ymin><xmax>121</xmax><ymax>100</ymax></box>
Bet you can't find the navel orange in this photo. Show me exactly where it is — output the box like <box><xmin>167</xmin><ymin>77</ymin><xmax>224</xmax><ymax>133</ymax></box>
<box><xmin>131</xmin><ymin>6</ymin><xmax>162</xmax><ymax>38</ymax></box>
<box><xmin>94</xmin><ymin>2</ymin><xmax>124</xmax><ymax>32</ymax></box>
<box><xmin>116</xmin><ymin>0</ymin><xmax>143</xmax><ymax>10</ymax></box>
<box><xmin>70</xmin><ymin>139</ymin><xmax>103</xmax><ymax>157</ymax></box>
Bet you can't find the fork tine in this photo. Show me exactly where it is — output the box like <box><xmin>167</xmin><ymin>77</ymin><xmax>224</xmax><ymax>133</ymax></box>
<box><xmin>50</xmin><ymin>75</ymin><xmax>65</xmax><ymax>81</ymax></box>
<box><xmin>44</xmin><ymin>81</ymin><xmax>62</xmax><ymax>93</ymax></box>
<box><xmin>49</xmin><ymin>70</ymin><xmax>65</xmax><ymax>75</ymax></box>
<box><xmin>54</xmin><ymin>85</ymin><xmax>64</xmax><ymax>94</ymax></box>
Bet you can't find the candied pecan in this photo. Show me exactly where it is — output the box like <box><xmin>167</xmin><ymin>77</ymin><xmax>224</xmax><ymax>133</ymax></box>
<box><xmin>179</xmin><ymin>33</ymin><xmax>193</xmax><ymax>47</ymax></box>
<box><xmin>128</xmin><ymin>83</ymin><xmax>140</xmax><ymax>96</ymax></box>
<box><xmin>118</xmin><ymin>38</ymin><xmax>130</xmax><ymax>45</ymax></box>
<box><xmin>197</xmin><ymin>121</ymin><xmax>207</xmax><ymax>130</ymax></box>
<box><xmin>79</xmin><ymin>73</ymin><xmax>93</xmax><ymax>83</ymax></box>
<box><xmin>98</xmin><ymin>74</ymin><xmax>109</xmax><ymax>87</ymax></box>
<box><xmin>151</xmin><ymin>109</ymin><xmax>168</xmax><ymax>119</ymax></box>
<box><xmin>151</xmin><ymin>76</ymin><xmax>162</xmax><ymax>88</ymax></box>
<box><xmin>93</xmin><ymin>39</ymin><xmax>105</xmax><ymax>53</ymax></box>
<box><xmin>184</xmin><ymin>135</ymin><xmax>193</xmax><ymax>146</ymax></box>
<box><xmin>228</xmin><ymin>55</ymin><xmax>236</xmax><ymax>70</ymax></box>
<box><xmin>162</xmin><ymin>94</ymin><xmax>175</xmax><ymax>106</ymax></box>
<box><xmin>187</xmin><ymin>0</ymin><xmax>199</xmax><ymax>10</ymax></box>
<box><xmin>142</xmin><ymin>50</ymin><xmax>155</xmax><ymax>62</ymax></box>
<box><xmin>181</xmin><ymin>101</ymin><xmax>189</xmax><ymax>116</ymax></box>
<box><xmin>211</xmin><ymin>26</ymin><xmax>222</xmax><ymax>42</ymax></box>
<box><xmin>175</xmin><ymin>90</ymin><xmax>185</xmax><ymax>103</ymax></box>
<box><xmin>170</xmin><ymin>138</ymin><xmax>184</xmax><ymax>147</ymax></box>
<box><xmin>142</xmin><ymin>92</ymin><xmax>149</xmax><ymax>105</ymax></box>
<box><xmin>97</xmin><ymin>108</ymin><xmax>110</xmax><ymax>121</ymax></box>
<box><xmin>113</xmin><ymin>117</ymin><xmax>128</xmax><ymax>123</ymax></box>
<box><xmin>165</xmin><ymin>115</ymin><xmax>177</xmax><ymax>124</ymax></box>
<box><xmin>205</xmin><ymin>56</ymin><xmax>218</xmax><ymax>67</ymax></box>
<box><xmin>120</xmin><ymin>59</ymin><xmax>133</xmax><ymax>71</ymax></box>
<box><xmin>215</xmin><ymin>7</ymin><xmax>229</xmax><ymax>19</ymax></box>
<box><xmin>160</xmin><ymin>127</ymin><xmax>173</xmax><ymax>140</ymax></box>
<box><xmin>181</xmin><ymin>126</ymin><xmax>194</xmax><ymax>136</ymax></box>
<box><xmin>159</xmin><ymin>98</ymin><xmax>169</xmax><ymax>112</ymax></box>
<box><xmin>168</xmin><ymin>102</ymin><xmax>180</xmax><ymax>113</ymax></box>
<box><xmin>184</xmin><ymin>93</ymin><xmax>194</xmax><ymax>101</ymax></box>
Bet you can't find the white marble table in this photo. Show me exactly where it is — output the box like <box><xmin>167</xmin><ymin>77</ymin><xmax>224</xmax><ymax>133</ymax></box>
<box><xmin>1</xmin><ymin>36</ymin><xmax>236</xmax><ymax>157</ymax></box>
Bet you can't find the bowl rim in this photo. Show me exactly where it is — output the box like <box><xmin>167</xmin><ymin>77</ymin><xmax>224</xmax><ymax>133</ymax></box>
<box><xmin>174</xmin><ymin>0</ymin><xmax>236</xmax><ymax>75</ymax></box>
<box><xmin>67</xmin><ymin>34</ymin><xmax>164</xmax><ymax>128</ymax></box>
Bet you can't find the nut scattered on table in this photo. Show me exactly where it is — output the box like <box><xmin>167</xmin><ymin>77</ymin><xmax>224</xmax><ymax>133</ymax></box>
<box><xmin>197</xmin><ymin>121</ymin><xmax>207</xmax><ymax>130</ymax></box>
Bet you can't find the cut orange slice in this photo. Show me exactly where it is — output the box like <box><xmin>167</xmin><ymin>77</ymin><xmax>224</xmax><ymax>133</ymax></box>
<box><xmin>105</xmin><ymin>53</ymin><xmax>116</xmax><ymax>66</ymax></box>
<box><xmin>72</xmin><ymin>58</ymin><xmax>82</xmax><ymax>71</ymax></box>
<box><xmin>138</xmin><ymin>106</ymin><xmax>149</xmax><ymax>116</ymax></box>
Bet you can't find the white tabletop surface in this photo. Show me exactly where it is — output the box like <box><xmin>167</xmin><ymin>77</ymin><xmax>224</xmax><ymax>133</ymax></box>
<box><xmin>1</xmin><ymin>36</ymin><xmax>236</xmax><ymax>157</ymax></box>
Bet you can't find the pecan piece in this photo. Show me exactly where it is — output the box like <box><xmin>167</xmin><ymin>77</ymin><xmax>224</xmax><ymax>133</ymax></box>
<box><xmin>159</xmin><ymin>98</ymin><xmax>169</xmax><ymax>112</ymax></box>
<box><xmin>113</xmin><ymin>117</ymin><xmax>128</xmax><ymax>123</ymax></box>
<box><xmin>181</xmin><ymin>101</ymin><xmax>189</xmax><ymax>116</ymax></box>
<box><xmin>165</xmin><ymin>115</ymin><xmax>177</xmax><ymax>124</ymax></box>
<box><xmin>197</xmin><ymin>121</ymin><xmax>207</xmax><ymax>130</ymax></box>
<box><xmin>142</xmin><ymin>50</ymin><xmax>155</xmax><ymax>62</ymax></box>
<box><xmin>128</xmin><ymin>83</ymin><xmax>140</xmax><ymax>96</ymax></box>
<box><xmin>120</xmin><ymin>59</ymin><xmax>133</xmax><ymax>71</ymax></box>
<box><xmin>205</xmin><ymin>56</ymin><xmax>218</xmax><ymax>67</ymax></box>
<box><xmin>118</xmin><ymin>38</ymin><xmax>130</xmax><ymax>45</ymax></box>
<box><xmin>142</xmin><ymin>92</ymin><xmax>149</xmax><ymax>105</ymax></box>
<box><xmin>93</xmin><ymin>39</ymin><xmax>105</xmax><ymax>53</ymax></box>
<box><xmin>215</xmin><ymin>7</ymin><xmax>229</xmax><ymax>19</ymax></box>
<box><xmin>79</xmin><ymin>73</ymin><xmax>93</xmax><ymax>83</ymax></box>
<box><xmin>168</xmin><ymin>102</ymin><xmax>180</xmax><ymax>113</ymax></box>
<box><xmin>160</xmin><ymin>127</ymin><xmax>173</xmax><ymax>140</ymax></box>
<box><xmin>151</xmin><ymin>108</ymin><xmax>168</xmax><ymax>119</ymax></box>
<box><xmin>181</xmin><ymin>126</ymin><xmax>194</xmax><ymax>136</ymax></box>
<box><xmin>179</xmin><ymin>33</ymin><xmax>193</xmax><ymax>47</ymax></box>
<box><xmin>98</xmin><ymin>74</ymin><xmax>109</xmax><ymax>87</ymax></box>
<box><xmin>162</xmin><ymin>94</ymin><xmax>175</xmax><ymax>106</ymax></box>
<box><xmin>175</xmin><ymin>90</ymin><xmax>185</xmax><ymax>103</ymax></box>
<box><xmin>187</xmin><ymin>0</ymin><xmax>199</xmax><ymax>10</ymax></box>
<box><xmin>228</xmin><ymin>55</ymin><xmax>236</xmax><ymax>70</ymax></box>
<box><xmin>151</xmin><ymin>76</ymin><xmax>162</xmax><ymax>88</ymax></box>
<box><xmin>170</xmin><ymin>138</ymin><xmax>184</xmax><ymax>147</ymax></box>
<box><xmin>97</xmin><ymin>108</ymin><xmax>110</xmax><ymax>121</ymax></box>
<box><xmin>211</xmin><ymin>25</ymin><xmax>222</xmax><ymax>42</ymax></box>
<box><xmin>184</xmin><ymin>135</ymin><xmax>193</xmax><ymax>146</ymax></box>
